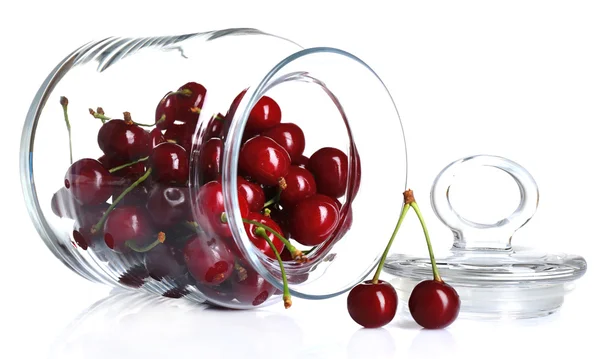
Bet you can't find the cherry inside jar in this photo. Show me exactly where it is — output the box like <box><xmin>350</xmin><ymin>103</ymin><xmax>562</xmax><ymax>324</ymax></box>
<box><xmin>21</xmin><ymin>28</ymin><xmax>407</xmax><ymax>309</ymax></box>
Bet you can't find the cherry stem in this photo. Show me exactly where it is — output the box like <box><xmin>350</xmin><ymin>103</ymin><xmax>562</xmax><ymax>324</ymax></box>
<box><xmin>60</xmin><ymin>96</ymin><xmax>73</xmax><ymax>164</ymax></box>
<box><xmin>125</xmin><ymin>232</ymin><xmax>166</xmax><ymax>253</ymax></box>
<box><xmin>91</xmin><ymin>168</ymin><xmax>153</xmax><ymax>234</ymax></box>
<box><xmin>234</xmin><ymin>262</ymin><xmax>248</xmax><ymax>281</ymax></box>
<box><xmin>109</xmin><ymin>156</ymin><xmax>149</xmax><ymax>173</ymax></box>
<box><xmin>372</xmin><ymin>202</ymin><xmax>411</xmax><ymax>284</ymax></box>
<box><xmin>89</xmin><ymin>108</ymin><xmax>110</xmax><ymax>123</ymax></box>
<box><xmin>410</xmin><ymin>200</ymin><xmax>442</xmax><ymax>282</ymax></box>
<box><xmin>123</xmin><ymin>111</ymin><xmax>155</xmax><ymax>128</ymax></box>
<box><xmin>262</xmin><ymin>188</ymin><xmax>282</xmax><ymax>208</ymax></box>
<box><xmin>255</xmin><ymin>227</ymin><xmax>292</xmax><ymax>309</ymax></box>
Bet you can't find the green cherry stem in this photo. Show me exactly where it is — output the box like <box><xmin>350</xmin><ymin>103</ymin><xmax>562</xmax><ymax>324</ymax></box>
<box><xmin>255</xmin><ymin>227</ymin><xmax>292</xmax><ymax>309</ymax></box>
<box><xmin>125</xmin><ymin>232</ymin><xmax>166</xmax><ymax>253</ymax></box>
<box><xmin>123</xmin><ymin>111</ymin><xmax>155</xmax><ymax>128</ymax></box>
<box><xmin>59</xmin><ymin>96</ymin><xmax>73</xmax><ymax>164</ymax></box>
<box><xmin>409</xmin><ymin>196</ymin><xmax>442</xmax><ymax>282</ymax></box>
<box><xmin>89</xmin><ymin>107</ymin><xmax>110</xmax><ymax>123</ymax></box>
<box><xmin>262</xmin><ymin>188</ymin><xmax>282</xmax><ymax>209</ymax></box>
<box><xmin>108</xmin><ymin>156</ymin><xmax>149</xmax><ymax>173</ymax></box>
<box><xmin>91</xmin><ymin>168</ymin><xmax>153</xmax><ymax>234</ymax></box>
<box><xmin>372</xmin><ymin>199</ymin><xmax>411</xmax><ymax>284</ymax></box>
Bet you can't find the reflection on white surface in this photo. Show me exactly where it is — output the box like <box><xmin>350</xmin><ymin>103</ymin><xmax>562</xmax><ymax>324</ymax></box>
<box><xmin>347</xmin><ymin>328</ymin><xmax>396</xmax><ymax>359</ymax></box>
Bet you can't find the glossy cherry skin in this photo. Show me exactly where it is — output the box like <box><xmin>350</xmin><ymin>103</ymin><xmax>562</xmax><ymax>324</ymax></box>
<box><xmin>308</xmin><ymin>147</ymin><xmax>349</xmax><ymax>198</ymax></box>
<box><xmin>294</xmin><ymin>155</ymin><xmax>310</xmax><ymax>168</ymax></box>
<box><xmin>202</xmin><ymin>113</ymin><xmax>225</xmax><ymax>142</ymax></box>
<box><xmin>98</xmin><ymin>120</ymin><xmax>150</xmax><ymax>160</ymax></box>
<box><xmin>268</xmin><ymin>204</ymin><xmax>291</xmax><ymax>239</ymax></box>
<box><xmin>239</xmin><ymin>135</ymin><xmax>291</xmax><ymax>187</ymax></box>
<box><xmin>289</xmin><ymin>194</ymin><xmax>340</xmax><ymax>246</ymax></box>
<box><xmin>72</xmin><ymin>203</ymin><xmax>110</xmax><ymax>250</ymax></box>
<box><xmin>183</xmin><ymin>234</ymin><xmax>235</xmax><ymax>286</ymax></box>
<box><xmin>64</xmin><ymin>158</ymin><xmax>114</xmax><ymax>206</ymax></box>
<box><xmin>155</xmin><ymin>92</ymin><xmax>178</xmax><ymax>130</ymax></box>
<box><xmin>237</xmin><ymin>177</ymin><xmax>265</xmax><ymax>212</ymax></box>
<box><xmin>280</xmin><ymin>165</ymin><xmax>316</xmax><ymax>206</ymax></box>
<box><xmin>263</xmin><ymin>123</ymin><xmax>305</xmax><ymax>163</ymax></box>
<box><xmin>246</xmin><ymin>95</ymin><xmax>282</xmax><ymax>134</ymax></box>
<box><xmin>144</xmin><ymin>244</ymin><xmax>187</xmax><ymax>280</ymax></box>
<box><xmin>195</xmin><ymin>181</ymin><xmax>250</xmax><ymax>238</ymax></box>
<box><xmin>347</xmin><ymin>280</ymin><xmax>398</xmax><ymax>328</ymax></box>
<box><xmin>408</xmin><ymin>280</ymin><xmax>461</xmax><ymax>329</ymax></box>
<box><xmin>146</xmin><ymin>184</ymin><xmax>190</xmax><ymax>228</ymax></box>
<box><xmin>149</xmin><ymin>128</ymin><xmax>166</xmax><ymax>148</ymax></box>
<box><xmin>242</xmin><ymin>212</ymin><xmax>285</xmax><ymax>259</ymax></box>
<box><xmin>199</xmin><ymin>138</ymin><xmax>223</xmax><ymax>183</ymax></box>
<box><xmin>231</xmin><ymin>266</ymin><xmax>276</xmax><ymax>307</ymax></box>
<box><xmin>175</xmin><ymin>82</ymin><xmax>207</xmax><ymax>123</ymax></box>
<box><xmin>150</xmin><ymin>142</ymin><xmax>189</xmax><ymax>185</ymax></box>
<box><xmin>164</xmin><ymin>120</ymin><xmax>196</xmax><ymax>154</ymax></box>
<box><xmin>51</xmin><ymin>187</ymin><xmax>78</xmax><ymax>219</ymax></box>
<box><xmin>103</xmin><ymin>206</ymin><xmax>155</xmax><ymax>253</ymax></box>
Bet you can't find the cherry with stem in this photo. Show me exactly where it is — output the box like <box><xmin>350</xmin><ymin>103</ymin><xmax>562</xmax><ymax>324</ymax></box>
<box><xmin>60</xmin><ymin>96</ymin><xmax>73</xmax><ymax>164</ymax></box>
<box><xmin>108</xmin><ymin>156</ymin><xmax>149</xmax><ymax>174</ymax></box>
<box><xmin>254</xmin><ymin>226</ymin><xmax>292</xmax><ymax>309</ymax></box>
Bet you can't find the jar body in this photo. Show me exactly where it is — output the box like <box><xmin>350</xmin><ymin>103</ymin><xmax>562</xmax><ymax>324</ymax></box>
<box><xmin>21</xmin><ymin>28</ymin><xmax>407</xmax><ymax>309</ymax></box>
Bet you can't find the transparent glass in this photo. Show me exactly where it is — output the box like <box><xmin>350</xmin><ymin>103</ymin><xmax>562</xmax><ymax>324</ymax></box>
<box><xmin>20</xmin><ymin>28</ymin><xmax>407</xmax><ymax>308</ymax></box>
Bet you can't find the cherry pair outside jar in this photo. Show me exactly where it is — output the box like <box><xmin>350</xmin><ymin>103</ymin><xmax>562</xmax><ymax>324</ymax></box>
<box><xmin>20</xmin><ymin>28</ymin><xmax>407</xmax><ymax>309</ymax></box>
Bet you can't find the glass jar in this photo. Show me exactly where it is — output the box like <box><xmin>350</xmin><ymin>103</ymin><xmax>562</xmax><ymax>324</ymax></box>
<box><xmin>20</xmin><ymin>28</ymin><xmax>407</xmax><ymax>309</ymax></box>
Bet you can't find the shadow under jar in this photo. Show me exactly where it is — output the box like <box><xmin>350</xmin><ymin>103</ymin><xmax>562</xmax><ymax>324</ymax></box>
<box><xmin>20</xmin><ymin>28</ymin><xmax>407</xmax><ymax>309</ymax></box>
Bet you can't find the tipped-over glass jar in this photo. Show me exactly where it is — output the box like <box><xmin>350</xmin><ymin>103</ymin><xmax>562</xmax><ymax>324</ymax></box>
<box><xmin>20</xmin><ymin>28</ymin><xmax>407</xmax><ymax>309</ymax></box>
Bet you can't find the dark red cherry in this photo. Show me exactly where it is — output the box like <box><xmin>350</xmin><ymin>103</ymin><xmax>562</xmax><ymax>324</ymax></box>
<box><xmin>98</xmin><ymin>120</ymin><xmax>150</xmax><ymax>160</ymax></box>
<box><xmin>51</xmin><ymin>187</ymin><xmax>78</xmax><ymax>219</ymax></box>
<box><xmin>199</xmin><ymin>138</ymin><xmax>223</xmax><ymax>183</ymax></box>
<box><xmin>231</xmin><ymin>266</ymin><xmax>276</xmax><ymax>307</ymax></box>
<box><xmin>279</xmin><ymin>165</ymin><xmax>316</xmax><ymax>206</ymax></box>
<box><xmin>164</xmin><ymin>121</ymin><xmax>195</xmax><ymax>153</ymax></box>
<box><xmin>308</xmin><ymin>147</ymin><xmax>349</xmax><ymax>198</ymax></box>
<box><xmin>64</xmin><ymin>158</ymin><xmax>114</xmax><ymax>206</ymax></box>
<box><xmin>113</xmin><ymin>175</ymin><xmax>151</xmax><ymax>207</ymax></box>
<box><xmin>102</xmin><ymin>156</ymin><xmax>146</xmax><ymax>178</ymax></box>
<box><xmin>202</xmin><ymin>113</ymin><xmax>225</xmax><ymax>142</ymax></box>
<box><xmin>103</xmin><ymin>206</ymin><xmax>155</xmax><ymax>253</ymax></box>
<box><xmin>269</xmin><ymin>205</ymin><xmax>291</xmax><ymax>239</ymax></box>
<box><xmin>150</xmin><ymin>142</ymin><xmax>189</xmax><ymax>185</ymax></box>
<box><xmin>144</xmin><ymin>244</ymin><xmax>187</xmax><ymax>280</ymax></box>
<box><xmin>237</xmin><ymin>177</ymin><xmax>265</xmax><ymax>212</ymax></box>
<box><xmin>146</xmin><ymin>184</ymin><xmax>190</xmax><ymax>228</ymax></box>
<box><xmin>289</xmin><ymin>194</ymin><xmax>339</xmax><ymax>246</ymax></box>
<box><xmin>155</xmin><ymin>92</ymin><xmax>178</xmax><ymax>130</ymax></box>
<box><xmin>195</xmin><ymin>181</ymin><xmax>250</xmax><ymax>238</ymax></box>
<box><xmin>175</xmin><ymin>82</ymin><xmax>207</xmax><ymax>123</ymax></box>
<box><xmin>263</xmin><ymin>123</ymin><xmax>305</xmax><ymax>163</ymax></box>
<box><xmin>347</xmin><ymin>280</ymin><xmax>398</xmax><ymax>328</ymax></box>
<box><xmin>149</xmin><ymin>128</ymin><xmax>166</xmax><ymax>148</ymax></box>
<box><xmin>221</xmin><ymin>90</ymin><xmax>247</xmax><ymax>139</ymax></box>
<box><xmin>71</xmin><ymin>203</ymin><xmax>110</xmax><ymax>250</ymax></box>
<box><xmin>201</xmin><ymin>279</ymin><xmax>236</xmax><ymax>303</ymax></box>
<box><xmin>408</xmin><ymin>280</ymin><xmax>461</xmax><ymax>329</ymax></box>
<box><xmin>183</xmin><ymin>233</ymin><xmax>234</xmax><ymax>286</ymax></box>
<box><xmin>239</xmin><ymin>136</ymin><xmax>291</xmax><ymax>187</ymax></box>
<box><xmin>246</xmin><ymin>95</ymin><xmax>281</xmax><ymax>134</ymax></box>
<box><xmin>294</xmin><ymin>155</ymin><xmax>310</xmax><ymax>168</ymax></box>
<box><xmin>243</xmin><ymin>212</ymin><xmax>285</xmax><ymax>259</ymax></box>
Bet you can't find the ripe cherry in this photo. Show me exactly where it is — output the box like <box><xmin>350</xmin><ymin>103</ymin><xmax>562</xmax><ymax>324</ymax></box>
<box><xmin>202</xmin><ymin>113</ymin><xmax>225</xmax><ymax>142</ymax></box>
<box><xmin>279</xmin><ymin>165</ymin><xmax>316</xmax><ymax>206</ymax></box>
<box><xmin>175</xmin><ymin>82</ymin><xmax>207</xmax><ymax>123</ymax></box>
<box><xmin>308</xmin><ymin>147</ymin><xmax>349</xmax><ymax>198</ymax></box>
<box><xmin>98</xmin><ymin>119</ymin><xmax>150</xmax><ymax>160</ymax></box>
<box><xmin>239</xmin><ymin>135</ymin><xmax>291</xmax><ymax>187</ymax></box>
<box><xmin>183</xmin><ymin>233</ymin><xmax>234</xmax><ymax>286</ymax></box>
<box><xmin>347</xmin><ymin>280</ymin><xmax>398</xmax><ymax>328</ymax></box>
<box><xmin>243</xmin><ymin>212</ymin><xmax>285</xmax><ymax>259</ymax></box>
<box><xmin>263</xmin><ymin>123</ymin><xmax>305</xmax><ymax>163</ymax></box>
<box><xmin>103</xmin><ymin>206</ymin><xmax>156</xmax><ymax>253</ymax></box>
<box><xmin>72</xmin><ymin>203</ymin><xmax>110</xmax><ymax>250</ymax></box>
<box><xmin>51</xmin><ymin>187</ymin><xmax>78</xmax><ymax>219</ymax></box>
<box><xmin>237</xmin><ymin>177</ymin><xmax>265</xmax><ymax>212</ymax></box>
<box><xmin>155</xmin><ymin>92</ymin><xmax>178</xmax><ymax>130</ymax></box>
<box><xmin>198</xmin><ymin>138</ymin><xmax>223</xmax><ymax>183</ymax></box>
<box><xmin>246</xmin><ymin>95</ymin><xmax>282</xmax><ymax>134</ymax></box>
<box><xmin>144</xmin><ymin>244</ymin><xmax>187</xmax><ymax>280</ymax></box>
<box><xmin>408</xmin><ymin>280</ymin><xmax>460</xmax><ymax>329</ymax></box>
<box><xmin>289</xmin><ymin>194</ymin><xmax>340</xmax><ymax>246</ymax></box>
<box><xmin>149</xmin><ymin>128</ymin><xmax>166</xmax><ymax>148</ymax></box>
<box><xmin>146</xmin><ymin>184</ymin><xmax>190</xmax><ymax>228</ymax></box>
<box><xmin>294</xmin><ymin>155</ymin><xmax>310</xmax><ymax>168</ymax></box>
<box><xmin>195</xmin><ymin>180</ymin><xmax>250</xmax><ymax>238</ymax></box>
<box><xmin>64</xmin><ymin>158</ymin><xmax>114</xmax><ymax>206</ymax></box>
<box><xmin>231</xmin><ymin>266</ymin><xmax>277</xmax><ymax>307</ymax></box>
<box><xmin>164</xmin><ymin>121</ymin><xmax>196</xmax><ymax>153</ymax></box>
<box><xmin>150</xmin><ymin>142</ymin><xmax>189</xmax><ymax>185</ymax></box>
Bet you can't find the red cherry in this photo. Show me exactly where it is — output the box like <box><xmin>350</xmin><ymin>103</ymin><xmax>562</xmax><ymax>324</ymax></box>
<box><xmin>246</xmin><ymin>95</ymin><xmax>281</xmax><ymax>134</ymax></box>
<box><xmin>149</xmin><ymin>128</ymin><xmax>166</xmax><ymax>148</ymax></box>
<box><xmin>408</xmin><ymin>280</ymin><xmax>461</xmax><ymax>329</ymax></box>
<box><xmin>51</xmin><ymin>187</ymin><xmax>78</xmax><ymax>219</ymax></box>
<box><xmin>239</xmin><ymin>135</ymin><xmax>291</xmax><ymax>187</ymax></box>
<box><xmin>175</xmin><ymin>82</ymin><xmax>207</xmax><ymax>123</ymax></box>
<box><xmin>97</xmin><ymin>120</ymin><xmax>150</xmax><ymax>160</ymax></box>
<box><xmin>308</xmin><ymin>147</ymin><xmax>349</xmax><ymax>198</ymax></box>
<box><xmin>149</xmin><ymin>142</ymin><xmax>189</xmax><ymax>185</ymax></box>
<box><xmin>231</xmin><ymin>266</ymin><xmax>276</xmax><ymax>307</ymax></box>
<box><xmin>146</xmin><ymin>184</ymin><xmax>191</xmax><ymax>228</ymax></box>
<box><xmin>279</xmin><ymin>165</ymin><xmax>316</xmax><ymax>206</ymax></box>
<box><xmin>71</xmin><ymin>203</ymin><xmax>110</xmax><ymax>250</ymax></box>
<box><xmin>200</xmin><ymin>279</ymin><xmax>236</xmax><ymax>303</ymax></box>
<box><xmin>202</xmin><ymin>113</ymin><xmax>225</xmax><ymax>142</ymax></box>
<box><xmin>237</xmin><ymin>177</ymin><xmax>265</xmax><ymax>212</ymax></box>
<box><xmin>155</xmin><ymin>92</ymin><xmax>178</xmax><ymax>130</ymax></box>
<box><xmin>103</xmin><ymin>206</ymin><xmax>155</xmax><ymax>253</ymax></box>
<box><xmin>269</xmin><ymin>205</ymin><xmax>291</xmax><ymax>239</ymax></box>
<box><xmin>199</xmin><ymin>138</ymin><xmax>223</xmax><ymax>183</ymax></box>
<box><xmin>195</xmin><ymin>181</ymin><xmax>250</xmax><ymax>238</ymax></box>
<box><xmin>183</xmin><ymin>233</ymin><xmax>234</xmax><ymax>286</ymax></box>
<box><xmin>263</xmin><ymin>123</ymin><xmax>305</xmax><ymax>163</ymax></box>
<box><xmin>294</xmin><ymin>155</ymin><xmax>310</xmax><ymax>168</ymax></box>
<box><xmin>289</xmin><ymin>194</ymin><xmax>340</xmax><ymax>246</ymax></box>
<box><xmin>243</xmin><ymin>212</ymin><xmax>285</xmax><ymax>259</ymax></box>
<box><xmin>164</xmin><ymin>120</ymin><xmax>197</xmax><ymax>153</ymax></box>
<box><xmin>64</xmin><ymin>158</ymin><xmax>114</xmax><ymax>206</ymax></box>
<box><xmin>347</xmin><ymin>280</ymin><xmax>398</xmax><ymax>328</ymax></box>
<box><xmin>144</xmin><ymin>244</ymin><xmax>187</xmax><ymax>281</ymax></box>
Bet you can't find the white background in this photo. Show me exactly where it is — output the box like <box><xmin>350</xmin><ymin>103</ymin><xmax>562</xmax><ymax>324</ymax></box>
<box><xmin>1</xmin><ymin>1</ymin><xmax>599</xmax><ymax>358</ymax></box>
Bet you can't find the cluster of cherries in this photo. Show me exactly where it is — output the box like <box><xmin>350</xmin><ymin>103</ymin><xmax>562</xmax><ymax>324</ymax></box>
<box><xmin>51</xmin><ymin>82</ymin><xmax>353</xmax><ymax>308</ymax></box>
